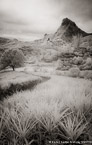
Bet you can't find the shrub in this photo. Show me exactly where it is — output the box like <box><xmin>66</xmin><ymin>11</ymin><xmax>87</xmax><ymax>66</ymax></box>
<box><xmin>73</xmin><ymin>56</ymin><xmax>83</xmax><ymax>65</ymax></box>
<box><xmin>79</xmin><ymin>57</ymin><xmax>92</xmax><ymax>70</ymax></box>
<box><xmin>0</xmin><ymin>48</ymin><xmax>25</xmax><ymax>71</ymax></box>
<box><xmin>80</xmin><ymin>70</ymin><xmax>92</xmax><ymax>80</ymax></box>
<box><xmin>56</xmin><ymin>59</ymin><xmax>63</xmax><ymax>70</ymax></box>
<box><xmin>69</xmin><ymin>67</ymin><xmax>80</xmax><ymax>77</ymax></box>
<box><xmin>86</xmin><ymin>57</ymin><xmax>92</xmax><ymax>66</ymax></box>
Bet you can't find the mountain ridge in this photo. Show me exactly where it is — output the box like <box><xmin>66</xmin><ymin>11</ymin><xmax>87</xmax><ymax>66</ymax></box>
<box><xmin>42</xmin><ymin>18</ymin><xmax>92</xmax><ymax>43</ymax></box>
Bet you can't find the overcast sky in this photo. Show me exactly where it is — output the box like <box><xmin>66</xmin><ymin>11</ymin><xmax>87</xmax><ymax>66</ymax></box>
<box><xmin>0</xmin><ymin>0</ymin><xmax>92</xmax><ymax>41</ymax></box>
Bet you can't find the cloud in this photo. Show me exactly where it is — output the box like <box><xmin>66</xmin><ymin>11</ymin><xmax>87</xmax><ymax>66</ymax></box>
<box><xmin>49</xmin><ymin>0</ymin><xmax>92</xmax><ymax>30</ymax></box>
<box><xmin>63</xmin><ymin>0</ymin><xmax>92</xmax><ymax>21</ymax></box>
<box><xmin>0</xmin><ymin>0</ymin><xmax>92</xmax><ymax>40</ymax></box>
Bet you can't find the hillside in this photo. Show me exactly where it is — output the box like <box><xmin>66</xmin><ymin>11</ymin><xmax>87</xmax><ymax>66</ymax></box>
<box><xmin>0</xmin><ymin>18</ymin><xmax>92</xmax><ymax>71</ymax></box>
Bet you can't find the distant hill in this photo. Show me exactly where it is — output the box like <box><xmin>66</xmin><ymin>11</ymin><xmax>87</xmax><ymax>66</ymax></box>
<box><xmin>0</xmin><ymin>37</ymin><xmax>34</xmax><ymax>57</ymax></box>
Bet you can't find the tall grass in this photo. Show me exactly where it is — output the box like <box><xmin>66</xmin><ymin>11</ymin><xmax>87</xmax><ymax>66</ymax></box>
<box><xmin>0</xmin><ymin>79</ymin><xmax>41</xmax><ymax>100</ymax></box>
<box><xmin>0</xmin><ymin>76</ymin><xmax>92</xmax><ymax>144</ymax></box>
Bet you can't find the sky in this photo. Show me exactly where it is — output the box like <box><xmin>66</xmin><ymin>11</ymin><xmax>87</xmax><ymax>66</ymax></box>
<box><xmin>0</xmin><ymin>0</ymin><xmax>92</xmax><ymax>41</ymax></box>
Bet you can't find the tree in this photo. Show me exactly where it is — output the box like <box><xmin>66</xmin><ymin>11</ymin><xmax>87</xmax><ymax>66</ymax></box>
<box><xmin>0</xmin><ymin>48</ymin><xmax>25</xmax><ymax>71</ymax></box>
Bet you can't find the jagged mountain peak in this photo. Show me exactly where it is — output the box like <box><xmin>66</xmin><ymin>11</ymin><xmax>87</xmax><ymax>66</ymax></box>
<box><xmin>53</xmin><ymin>18</ymin><xmax>88</xmax><ymax>41</ymax></box>
<box><xmin>61</xmin><ymin>18</ymin><xmax>76</xmax><ymax>27</ymax></box>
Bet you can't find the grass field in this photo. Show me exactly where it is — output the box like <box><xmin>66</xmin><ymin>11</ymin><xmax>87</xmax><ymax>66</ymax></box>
<box><xmin>0</xmin><ymin>70</ymin><xmax>50</xmax><ymax>101</ymax></box>
<box><xmin>0</xmin><ymin>71</ymin><xmax>42</xmax><ymax>88</ymax></box>
<box><xmin>0</xmin><ymin>74</ymin><xmax>92</xmax><ymax>145</ymax></box>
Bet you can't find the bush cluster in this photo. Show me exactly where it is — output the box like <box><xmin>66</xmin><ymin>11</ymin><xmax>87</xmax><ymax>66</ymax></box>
<box><xmin>73</xmin><ymin>56</ymin><xmax>83</xmax><ymax>65</ymax></box>
<box><xmin>69</xmin><ymin>67</ymin><xmax>80</xmax><ymax>77</ymax></box>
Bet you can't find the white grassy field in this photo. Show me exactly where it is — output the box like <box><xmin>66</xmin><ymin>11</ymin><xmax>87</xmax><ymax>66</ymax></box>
<box><xmin>0</xmin><ymin>74</ymin><xmax>92</xmax><ymax>145</ymax></box>
<box><xmin>0</xmin><ymin>71</ymin><xmax>42</xmax><ymax>88</ymax></box>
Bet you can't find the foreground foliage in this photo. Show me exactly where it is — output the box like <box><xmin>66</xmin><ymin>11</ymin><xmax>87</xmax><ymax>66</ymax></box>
<box><xmin>0</xmin><ymin>76</ymin><xmax>92</xmax><ymax>144</ymax></box>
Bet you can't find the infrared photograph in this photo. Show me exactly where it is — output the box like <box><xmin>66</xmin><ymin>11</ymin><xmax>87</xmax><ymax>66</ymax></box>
<box><xmin>0</xmin><ymin>0</ymin><xmax>92</xmax><ymax>144</ymax></box>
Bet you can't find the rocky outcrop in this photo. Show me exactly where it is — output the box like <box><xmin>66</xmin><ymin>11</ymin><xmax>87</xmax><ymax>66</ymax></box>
<box><xmin>53</xmin><ymin>18</ymin><xmax>89</xmax><ymax>42</ymax></box>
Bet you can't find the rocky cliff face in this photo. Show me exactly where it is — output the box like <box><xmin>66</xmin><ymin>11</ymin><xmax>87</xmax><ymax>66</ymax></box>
<box><xmin>53</xmin><ymin>18</ymin><xmax>88</xmax><ymax>41</ymax></box>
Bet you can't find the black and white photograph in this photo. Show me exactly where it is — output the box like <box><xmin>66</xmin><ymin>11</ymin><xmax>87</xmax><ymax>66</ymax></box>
<box><xmin>0</xmin><ymin>0</ymin><xmax>92</xmax><ymax>144</ymax></box>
